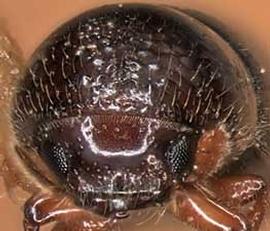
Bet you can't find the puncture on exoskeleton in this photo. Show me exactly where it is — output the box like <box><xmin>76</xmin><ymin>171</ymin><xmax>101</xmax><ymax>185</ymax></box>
<box><xmin>0</xmin><ymin>3</ymin><xmax>270</xmax><ymax>231</ymax></box>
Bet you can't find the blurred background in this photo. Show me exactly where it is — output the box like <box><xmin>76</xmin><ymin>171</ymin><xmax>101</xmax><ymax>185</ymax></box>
<box><xmin>0</xmin><ymin>0</ymin><xmax>270</xmax><ymax>230</ymax></box>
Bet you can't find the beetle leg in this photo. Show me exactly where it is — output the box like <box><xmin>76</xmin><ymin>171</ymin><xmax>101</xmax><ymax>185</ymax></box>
<box><xmin>51</xmin><ymin>221</ymin><xmax>120</xmax><ymax>231</ymax></box>
<box><xmin>23</xmin><ymin>193</ymin><xmax>115</xmax><ymax>231</ymax></box>
<box><xmin>168</xmin><ymin>184</ymin><xmax>249</xmax><ymax>231</ymax></box>
<box><xmin>205</xmin><ymin>175</ymin><xmax>268</xmax><ymax>231</ymax></box>
<box><xmin>169</xmin><ymin>175</ymin><xmax>267</xmax><ymax>231</ymax></box>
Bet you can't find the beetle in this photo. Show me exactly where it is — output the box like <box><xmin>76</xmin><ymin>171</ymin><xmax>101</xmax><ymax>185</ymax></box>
<box><xmin>0</xmin><ymin>3</ymin><xmax>269</xmax><ymax>231</ymax></box>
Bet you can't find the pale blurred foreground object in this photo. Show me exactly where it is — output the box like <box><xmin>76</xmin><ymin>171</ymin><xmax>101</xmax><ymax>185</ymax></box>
<box><xmin>0</xmin><ymin>27</ymin><xmax>31</xmax><ymax>204</ymax></box>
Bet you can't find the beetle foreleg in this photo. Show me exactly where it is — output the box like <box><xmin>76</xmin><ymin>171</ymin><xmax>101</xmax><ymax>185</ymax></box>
<box><xmin>23</xmin><ymin>193</ymin><xmax>115</xmax><ymax>231</ymax></box>
<box><xmin>206</xmin><ymin>175</ymin><xmax>268</xmax><ymax>231</ymax></box>
<box><xmin>169</xmin><ymin>184</ymin><xmax>249</xmax><ymax>231</ymax></box>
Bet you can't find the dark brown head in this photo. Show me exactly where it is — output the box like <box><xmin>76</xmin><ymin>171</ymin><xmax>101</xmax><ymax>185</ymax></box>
<box><xmin>11</xmin><ymin>4</ymin><xmax>256</xmax><ymax>217</ymax></box>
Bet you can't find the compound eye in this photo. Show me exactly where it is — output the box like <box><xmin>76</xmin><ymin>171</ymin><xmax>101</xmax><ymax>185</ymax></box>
<box><xmin>165</xmin><ymin>135</ymin><xmax>195</xmax><ymax>177</ymax></box>
<box><xmin>40</xmin><ymin>141</ymin><xmax>69</xmax><ymax>179</ymax></box>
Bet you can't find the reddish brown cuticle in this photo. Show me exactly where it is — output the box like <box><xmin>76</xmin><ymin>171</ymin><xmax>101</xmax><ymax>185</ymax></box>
<box><xmin>4</xmin><ymin>3</ymin><xmax>267</xmax><ymax>231</ymax></box>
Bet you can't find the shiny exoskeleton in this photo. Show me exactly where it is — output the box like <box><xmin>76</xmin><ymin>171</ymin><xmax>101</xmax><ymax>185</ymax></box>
<box><xmin>2</xmin><ymin>3</ymin><xmax>268</xmax><ymax>231</ymax></box>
